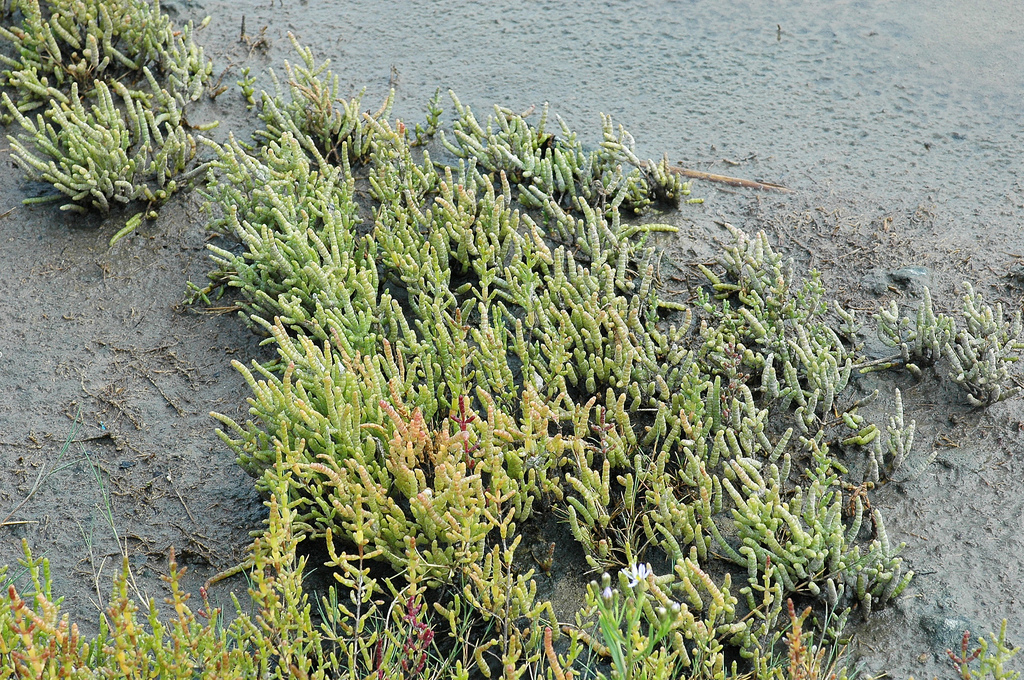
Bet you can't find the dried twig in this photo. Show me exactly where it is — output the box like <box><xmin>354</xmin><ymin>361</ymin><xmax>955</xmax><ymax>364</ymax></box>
<box><xmin>648</xmin><ymin>160</ymin><xmax>794</xmax><ymax>193</ymax></box>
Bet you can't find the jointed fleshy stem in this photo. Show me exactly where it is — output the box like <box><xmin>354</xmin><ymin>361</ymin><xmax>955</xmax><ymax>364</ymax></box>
<box><xmin>947</xmin><ymin>630</ymin><xmax>982</xmax><ymax>680</ymax></box>
<box><xmin>0</xmin><ymin>0</ymin><xmax>214</xmax><ymax>217</ymax></box>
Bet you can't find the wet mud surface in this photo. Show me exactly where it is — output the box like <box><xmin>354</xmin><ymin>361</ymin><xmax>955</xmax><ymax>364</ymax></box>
<box><xmin>1</xmin><ymin>1</ymin><xmax>1022</xmax><ymax>677</ymax></box>
<box><xmin>0</xmin><ymin>190</ymin><xmax>268</xmax><ymax>624</ymax></box>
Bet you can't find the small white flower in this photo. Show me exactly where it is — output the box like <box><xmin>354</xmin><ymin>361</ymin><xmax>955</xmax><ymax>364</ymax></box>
<box><xmin>626</xmin><ymin>562</ymin><xmax>653</xmax><ymax>588</ymax></box>
<box><xmin>602</xmin><ymin>586</ymin><xmax>614</xmax><ymax>600</ymax></box>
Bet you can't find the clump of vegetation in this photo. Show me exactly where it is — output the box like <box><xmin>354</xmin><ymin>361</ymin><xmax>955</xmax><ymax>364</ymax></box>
<box><xmin>0</xmin><ymin>470</ymin><xmax>458</xmax><ymax>679</ymax></box>
<box><xmin>0</xmin><ymin>0</ymin><xmax>213</xmax><ymax>231</ymax></box>
<box><xmin>193</xmin><ymin>37</ymin><xmax>958</xmax><ymax>678</ymax></box>
<box><xmin>0</xmin><ymin>472</ymin><xmax>861</xmax><ymax>680</ymax></box>
<box><xmin>870</xmin><ymin>284</ymin><xmax>1023</xmax><ymax>405</ymax></box>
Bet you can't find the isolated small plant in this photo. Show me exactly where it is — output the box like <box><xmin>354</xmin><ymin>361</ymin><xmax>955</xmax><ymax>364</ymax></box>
<box><xmin>780</xmin><ymin>599</ymin><xmax>847</xmax><ymax>680</ymax></box>
<box><xmin>943</xmin><ymin>283</ymin><xmax>1024</xmax><ymax>405</ymax></box>
<box><xmin>867</xmin><ymin>284</ymin><xmax>1023</xmax><ymax>405</ymax></box>
<box><xmin>947</xmin><ymin>623</ymin><xmax>1021</xmax><ymax>680</ymax></box>
<box><xmin>586</xmin><ymin>569</ymin><xmax>696</xmax><ymax>680</ymax></box>
<box><xmin>389</xmin><ymin>597</ymin><xmax>436</xmax><ymax>679</ymax></box>
<box><xmin>873</xmin><ymin>287</ymin><xmax>955</xmax><ymax>377</ymax></box>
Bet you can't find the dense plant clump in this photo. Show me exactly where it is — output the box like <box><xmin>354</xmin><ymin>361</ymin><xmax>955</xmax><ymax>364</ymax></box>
<box><xmin>0</xmin><ymin>473</ymin><xmax>456</xmax><ymax>679</ymax></box>
<box><xmin>194</xmin><ymin>38</ymin><xmax>1021</xmax><ymax>679</ymax></box>
<box><xmin>871</xmin><ymin>285</ymin><xmax>1023</xmax><ymax>405</ymax></box>
<box><xmin>0</xmin><ymin>0</ymin><xmax>213</xmax><ymax>224</ymax></box>
<box><xmin>2</xmin><ymin>6</ymin><xmax>1023</xmax><ymax>677</ymax></box>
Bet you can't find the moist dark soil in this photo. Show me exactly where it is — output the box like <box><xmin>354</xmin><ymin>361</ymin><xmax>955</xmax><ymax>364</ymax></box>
<box><xmin>0</xmin><ymin>187</ymin><xmax>269</xmax><ymax>624</ymax></box>
<box><xmin>2</xmin><ymin>2</ymin><xmax>1023</xmax><ymax>679</ymax></box>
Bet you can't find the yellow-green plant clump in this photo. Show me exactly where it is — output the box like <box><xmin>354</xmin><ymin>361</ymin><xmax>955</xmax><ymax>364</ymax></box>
<box><xmin>0</xmin><ymin>471</ymin><xmax>452</xmax><ymax>679</ymax></box>
<box><xmin>192</xmin><ymin>38</ymin><xmax>976</xmax><ymax>678</ymax></box>
<box><xmin>0</xmin><ymin>0</ymin><xmax>213</xmax><ymax>223</ymax></box>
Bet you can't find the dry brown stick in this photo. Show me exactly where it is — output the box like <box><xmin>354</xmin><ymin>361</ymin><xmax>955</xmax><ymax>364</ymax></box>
<box><xmin>667</xmin><ymin>164</ymin><xmax>794</xmax><ymax>193</ymax></box>
<box><xmin>167</xmin><ymin>473</ymin><xmax>198</xmax><ymax>525</ymax></box>
<box><xmin>641</xmin><ymin>160</ymin><xmax>794</xmax><ymax>193</ymax></box>
<box><xmin>132</xmin><ymin>365</ymin><xmax>187</xmax><ymax>417</ymax></box>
